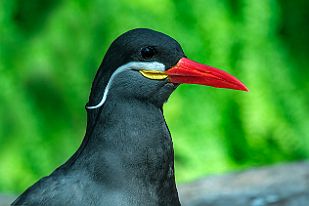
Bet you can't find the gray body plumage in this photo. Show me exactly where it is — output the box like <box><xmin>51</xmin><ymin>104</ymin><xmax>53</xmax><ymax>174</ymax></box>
<box><xmin>14</xmin><ymin>92</ymin><xmax>179</xmax><ymax>205</ymax></box>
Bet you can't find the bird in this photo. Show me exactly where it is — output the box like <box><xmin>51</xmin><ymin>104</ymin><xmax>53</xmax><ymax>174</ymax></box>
<box><xmin>12</xmin><ymin>28</ymin><xmax>248</xmax><ymax>206</ymax></box>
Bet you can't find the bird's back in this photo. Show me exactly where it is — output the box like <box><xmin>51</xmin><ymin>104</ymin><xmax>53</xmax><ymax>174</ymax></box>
<box><xmin>12</xmin><ymin>171</ymin><xmax>96</xmax><ymax>206</ymax></box>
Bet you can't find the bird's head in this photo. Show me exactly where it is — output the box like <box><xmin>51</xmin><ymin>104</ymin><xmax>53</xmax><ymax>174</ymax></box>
<box><xmin>87</xmin><ymin>28</ymin><xmax>248</xmax><ymax>110</ymax></box>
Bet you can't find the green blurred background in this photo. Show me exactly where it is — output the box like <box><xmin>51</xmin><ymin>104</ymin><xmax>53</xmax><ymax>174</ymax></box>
<box><xmin>1</xmin><ymin>0</ymin><xmax>308</xmax><ymax>194</ymax></box>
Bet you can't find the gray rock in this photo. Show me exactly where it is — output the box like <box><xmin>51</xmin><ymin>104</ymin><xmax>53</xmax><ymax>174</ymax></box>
<box><xmin>178</xmin><ymin>161</ymin><xmax>309</xmax><ymax>206</ymax></box>
<box><xmin>0</xmin><ymin>194</ymin><xmax>15</xmax><ymax>206</ymax></box>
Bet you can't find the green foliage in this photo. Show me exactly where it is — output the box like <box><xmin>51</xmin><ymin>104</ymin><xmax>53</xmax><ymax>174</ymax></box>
<box><xmin>0</xmin><ymin>0</ymin><xmax>308</xmax><ymax>193</ymax></box>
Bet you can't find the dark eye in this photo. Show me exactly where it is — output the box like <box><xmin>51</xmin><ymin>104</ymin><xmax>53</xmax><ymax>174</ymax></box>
<box><xmin>141</xmin><ymin>46</ymin><xmax>156</xmax><ymax>59</ymax></box>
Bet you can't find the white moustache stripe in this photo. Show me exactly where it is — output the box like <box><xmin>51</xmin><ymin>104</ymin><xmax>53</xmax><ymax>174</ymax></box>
<box><xmin>86</xmin><ymin>61</ymin><xmax>165</xmax><ymax>109</ymax></box>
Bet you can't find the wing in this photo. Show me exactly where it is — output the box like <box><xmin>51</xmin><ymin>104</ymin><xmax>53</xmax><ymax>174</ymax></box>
<box><xmin>12</xmin><ymin>174</ymin><xmax>86</xmax><ymax>206</ymax></box>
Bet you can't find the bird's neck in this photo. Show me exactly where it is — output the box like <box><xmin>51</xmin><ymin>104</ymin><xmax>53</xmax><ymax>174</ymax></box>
<box><xmin>64</xmin><ymin>97</ymin><xmax>180</xmax><ymax>205</ymax></box>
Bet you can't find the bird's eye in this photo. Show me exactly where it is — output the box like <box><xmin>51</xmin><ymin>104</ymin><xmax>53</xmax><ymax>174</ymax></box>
<box><xmin>141</xmin><ymin>46</ymin><xmax>156</xmax><ymax>59</ymax></box>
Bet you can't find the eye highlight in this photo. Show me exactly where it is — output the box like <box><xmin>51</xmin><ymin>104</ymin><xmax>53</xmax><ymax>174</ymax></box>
<box><xmin>141</xmin><ymin>46</ymin><xmax>156</xmax><ymax>59</ymax></box>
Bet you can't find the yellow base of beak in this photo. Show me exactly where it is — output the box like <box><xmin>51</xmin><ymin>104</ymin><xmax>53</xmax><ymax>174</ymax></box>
<box><xmin>139</xmin><ymin>70</ymin><xmax>168</xmax><ymax>80</ymax></box>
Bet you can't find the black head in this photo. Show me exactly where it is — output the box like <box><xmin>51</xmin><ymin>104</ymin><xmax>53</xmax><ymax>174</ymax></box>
<box><xmin>87</xmin><ymin>28</ymin><xmax>185</xmax><ymax>110</ymax></box>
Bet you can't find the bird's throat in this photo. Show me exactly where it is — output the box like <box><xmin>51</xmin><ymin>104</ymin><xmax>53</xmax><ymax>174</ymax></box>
<box><xmin>68</xmin><ymin>99</ymin><xmax>180</xmax><ymax>204</ymax></box>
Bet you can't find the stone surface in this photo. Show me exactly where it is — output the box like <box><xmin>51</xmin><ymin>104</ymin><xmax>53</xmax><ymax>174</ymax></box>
<box><xmin>0</xmin><ymin>194</ymin><xmax>15</xmax><ymax>206</ymax></box>
<box><xmin>178</xmin><ymin>161</ymin><xmax>309</xmax><ymax>206</ymax></box>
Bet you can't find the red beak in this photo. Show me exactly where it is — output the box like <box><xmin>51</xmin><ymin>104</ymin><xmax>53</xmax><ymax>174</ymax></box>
<box><xmin>166</xmin><ymin>58</ymin><xmax>248</xmax><ymax>92</ymax></box>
